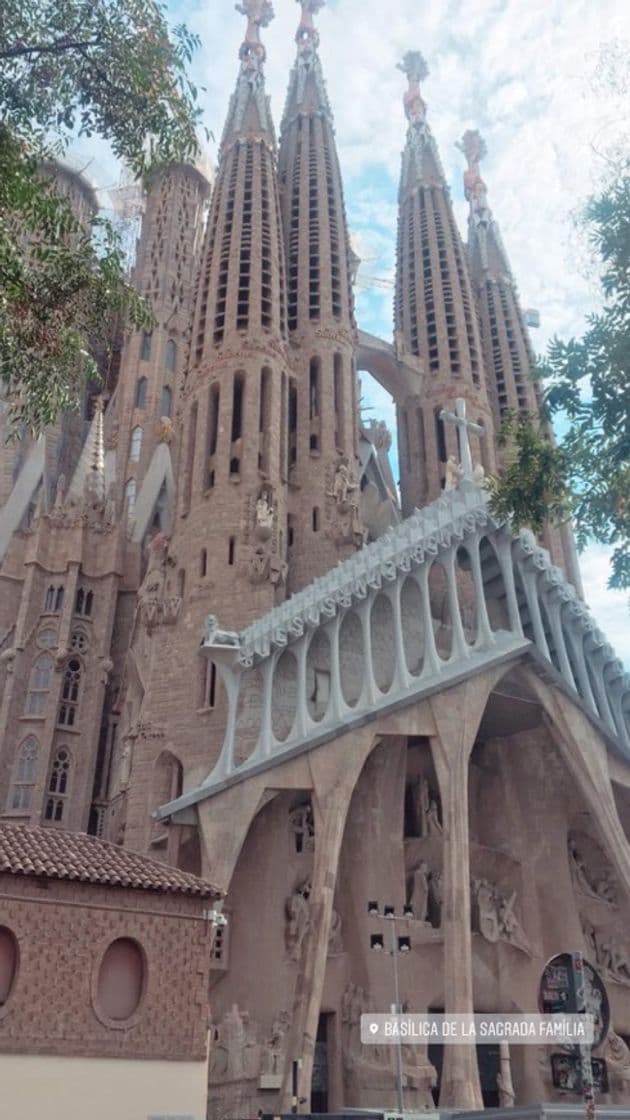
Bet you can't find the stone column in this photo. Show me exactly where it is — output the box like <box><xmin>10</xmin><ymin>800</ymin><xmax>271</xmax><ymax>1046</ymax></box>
<box><xmin>279</xmin><ymin>781</ymin><xmax>351</xmax><ymax>1112</ymax></box>
<box><xmin>428</xmin><ymin>667</ymin><xmax>505</xmax><ymax>1109</ymax></box>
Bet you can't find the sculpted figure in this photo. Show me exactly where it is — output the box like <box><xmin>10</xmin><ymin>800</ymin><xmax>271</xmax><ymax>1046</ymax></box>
<box><xmin>427</xmin><ymin>798</ymin><xmax>443</xmax><ymax>836</ymax></box>
<box><xmin>328</xmin><ymin>908</ymin><xmax>343</xmax><ymax>955</ymax></box>
<box><xmin>409</xmin><ymin>861</ymin><xmax>430</xmax><ymax>923</ymax></box>
<box><xmin>444</xmin><ymin>455</ymin><xmax>463</xmax><ymax>491</ymax></box>
<box><xmin>285</xmin><ymin>880</ymin><xmax>311</xmax><ymax>961</ymax></box>
<box><xmin>264</xmin><ymin>1011</ymin><xmax>290</xmax><ymax>1075</ymax></box>
<box><xmin>255</xmin><ymin>490</ymin><xmax>274</xmax><ymax>538</ymax></box>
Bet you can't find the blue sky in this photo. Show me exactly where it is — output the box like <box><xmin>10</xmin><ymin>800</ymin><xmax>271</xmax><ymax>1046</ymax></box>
<box><xmin>76</xmin><ymin>0</ymin><xmax>630</xmax><ymax>662</ymax></box>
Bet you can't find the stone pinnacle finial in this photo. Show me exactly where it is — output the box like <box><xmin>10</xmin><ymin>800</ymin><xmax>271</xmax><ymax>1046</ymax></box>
<box><xmin>398</xmin><ymin>51</ymin><xmax>429</xmax><ymax>124</ymax></box>
<box><xmin>295</xmin><ymin>0</ymin><xmax>324</xmax><ymax>52</ymax></box>
<box><xmin>235</xmin><ymin>0</ymin><xmax>274</xmax><ymax>69</ymax></box>
<box><xmin>456</xmin><ymin>129</ymin><xmax>490</xmax><ymax>219</ymax></box>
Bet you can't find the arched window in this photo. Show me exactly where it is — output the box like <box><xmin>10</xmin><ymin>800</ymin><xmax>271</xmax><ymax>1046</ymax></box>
<box><xmin>55</xmin><ymin>586</ymin><xmax>64</xmax><ymax>612</ymax></box>
<box><xmin>165</xmin><ymin>339</ymin><xmax>177</xmax><ymax>372</ymax></box>
<box><xmin>0</xmin><ymin>926</ymin><xmax>18</xmax><ymax>1006</ymax></box>
<box><xmin>160</xmin><ymin>385</ymin><xmax>172</xmax><ymax>418</ymax></box>
<box><xmin>45</xmin><ymin>748</ymin><xmax>71</xmax><ymax>822</ymax></box>
<box><xmin>202</xmin><ymin>661</ymin><xmax>217</xmax><ymax>709</ymax></box>
<box><xmin>135</xmin><ymin>376</ymin><xmax>147</xmax><ymax>408</ymax></box>
<box><xmin>125</xmin><ymin>479</ymin><xmax>136</xmax><ymax>528</ymax></box>
<box><xmin>140</xmin><ymin>331</ymin><xmax>152</xmax><ymax>361</ymax></box>
<box><xmin>25</xmin><ymin>653</ymin><xmax>53</xmax><ymax>715</ymax></box>
<box><xmin>44</xmin><ymin>585</ymin><xmax>55</xmax><ymax>611</ymax></box>
<box><xmin>58</xmin><ymin>659</ymin><xmax>81</xmax><ymax>727</ymax></box>
<box><xmin>75</xmin><ymin>587</ymin><xmax>93</xmax><ymax>617</ymax></box>
<box><xmin>8</xmin><ymin>738</ymin><xmax>39</xmax><ymax>811</ymax></box>
<box><xmin>130</xmin><ymin>426</ymin><xmax>143</xmax><ymax>461</ymax></box>
<box><xmin>97</xmin><ymin>938</ymin><xmax>145</xmax><ymax>1022</ymax></box>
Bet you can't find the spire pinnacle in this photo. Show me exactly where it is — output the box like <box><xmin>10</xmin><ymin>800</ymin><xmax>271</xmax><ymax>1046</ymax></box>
<box><xmin>295</xmin><ymin>0</ymin><xmax>324</xmax><ymax>54</ymax></box>
<box><xmin>66</xmin><ymin>396</ymin><xmax>106</xmax><ymax>509</ymax></box>
<box><xmin>456</xmin><ymin>129</ymin><xmax>490</xmax><ymax>223</ymax></box>
<box><xmin>398</xmin><ymin>51</ymin><xmax>429</xmax><ymax>125</ymax></box>
<box><xmin>235</xmin><ymin>0</ymin><xmax>274</xmax><ymax>71</ymax></box>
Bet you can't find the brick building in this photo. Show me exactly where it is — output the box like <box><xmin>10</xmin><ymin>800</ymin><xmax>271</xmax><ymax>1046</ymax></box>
<box><xmin>2</xmin><ymin>1</ymin><xmax>630</xmax><ymax>1117</ymax></box>
<box><xmin>0</xmin><ymin>822</ymin><xmax>220</xmax><ymax>1119</ymax></box>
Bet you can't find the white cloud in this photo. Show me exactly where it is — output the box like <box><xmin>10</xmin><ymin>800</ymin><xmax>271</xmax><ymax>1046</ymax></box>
<box><xmin>578</xmin><ymin>544</ymin><xmax>630</xmax><ymax>667</ymax></box>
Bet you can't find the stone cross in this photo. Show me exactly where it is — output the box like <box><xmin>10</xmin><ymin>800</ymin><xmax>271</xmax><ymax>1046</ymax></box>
<box><xmin>439</xmin><ymin>398</ymin><xmax>484</xmax><ymax>480</ymax></box>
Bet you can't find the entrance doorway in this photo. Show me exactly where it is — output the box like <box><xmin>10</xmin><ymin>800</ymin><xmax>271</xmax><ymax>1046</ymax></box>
<box><xmin>311</xmin><ymin>1013</ymin><xmax>331</xmax><ymax>1112</ymax></box>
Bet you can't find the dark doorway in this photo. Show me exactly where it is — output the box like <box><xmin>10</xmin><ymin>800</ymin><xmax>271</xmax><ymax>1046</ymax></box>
<box><xmin>477</xmin><ymin>1041</ymin><xmax>500</xmax><ymax>1106</ymax></box>
<box><xmin>311</xmin><ymin>1013</ymin><xmax>331</xmax><ymax>1112</ymax></box>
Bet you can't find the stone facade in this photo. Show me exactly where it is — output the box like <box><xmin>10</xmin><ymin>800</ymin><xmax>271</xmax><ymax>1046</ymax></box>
<box><xmin>1</xmin><ymin>3</ymin><xmax>630</xmax><ymax>1118</ymax></box>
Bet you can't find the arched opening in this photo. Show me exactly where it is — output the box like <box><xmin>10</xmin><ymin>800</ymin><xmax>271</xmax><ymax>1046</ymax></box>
<box><xmin>455</xmin><ymin>546</ymin><xmax>477</xmax><ymax>645</ymax></box>
<box><xmin>160</xmin><ymin>384</ymin><xmax>173</xmax><ymax>418</ymax></box>
<box><xmin>400</xmin><ymin>576</ymin><xmax>424</xmax><ymax>676</ymax></box>
<box><xmin>8</xmin><ymin>737</ymin><xmax>39</xmax><ymax>811</ymax></box>
<box><xmin>140</xmin><ymin>331</ymin><xmax>152</xmax><ymax>362</ymax></box>
<box><xmin>230</xmin><ymin>371</ymin><xmax>245</xmax><ymax>477</ymax></box>
<box><xmin>45</xmin><ymin>747</ymin><xmax>71</xmax><ymax>822</ymax></box>
<box><xmin>370</xmin><ymin>594</ymin><xmax>395</xmax><ymax>693</ymax></box>
<box><xmin>125</xmin><ymin>478</ymin><xmax>136</xmax><ymax>529</ymax></box>
<box><xmin>479</xmin><ymin>537</ymin><xmax>510</xmax><ymax>631</ymax></box>
<box><xmin>338</xmin><ymin>611</ymin><xmax>363</xmax><ymax>708</ymax></box>
<box><xmin>129</xmin><ymin>425</ymin><xmax>143</xmax><ymax>461</ymax></box>
<box><xmin>428</xmin><ymin>562</ymin><xmax>452</xmax><ymax>660</ymax></box>
<box><xmin>135</xmin><ymin>375</ymin><xmax>148</xmax><ymax>407</ymax></box>
<box><xmin>235</xmin><ymin>669</ymin><xmax>264</xmax><ymax>765</ymax></box>
<box><xmin>58</xmin><ymin>658</ymin><xmax>81</xmax><ymax>727</ymax></box>
<box><xmin>306</xmin><ymin>630</ymin><xmax>331</xmax><ymax>723</ymax></box>
<box><xmin>25</xmin><ymin>653</ymin><xmax>53</xmax><ymax>715</ymax></box>
<box><xmin>259</xmin><ymin>367</ymin><xmax>272</xmax><ymax>474</ymax></box>
<box><xmin>165</xmin><ymin>338</ymin><xmax>177</xmax><ymax>372</ymax></box>
<box><xmin>333</xmin><ymin>352</ymin><xmax>344</xmax><ymax>448</ymax></box>
<box><xmin>271</xmin><ymin>652</ymin><xmax>298</xmax><ymax>742</ymax></box>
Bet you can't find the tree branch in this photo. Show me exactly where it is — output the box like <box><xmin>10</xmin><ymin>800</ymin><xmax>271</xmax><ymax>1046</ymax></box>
<box><xmin>0</xmin><ymin>37</ymin><xmax>100</xmax><ymax>61</ymax></box>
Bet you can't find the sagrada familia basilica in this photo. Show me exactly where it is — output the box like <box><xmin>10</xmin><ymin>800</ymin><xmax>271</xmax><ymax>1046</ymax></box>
<box><xmin>2</xmin><ymin>2</ymin><xmax>630</xmax><ymax>1117</ymax></box>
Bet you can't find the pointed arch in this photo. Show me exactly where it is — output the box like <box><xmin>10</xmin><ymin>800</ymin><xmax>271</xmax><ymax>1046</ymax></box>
<box><xmin>58</xmin><ymin>658</ymin><xmax>82</xmax><ymax>728</ymax></box>
<box><xmin>8</xmin><ymin>737</ymin><xmax>39</xmax><ymax>811</ymax></box>
<box><xmin>45</xmin><ymin>747</ymin><xmax>71</xmax><ymax>822</ymax></box>
<box><xmin>25</xmin><ymin>652</ymin><xmax>54</xmax><ymax>715</ymax></box>
<box><xmin>129</xmin><ymin>426</ymin><xmax>143</xmax><ymax>461</ymax></box>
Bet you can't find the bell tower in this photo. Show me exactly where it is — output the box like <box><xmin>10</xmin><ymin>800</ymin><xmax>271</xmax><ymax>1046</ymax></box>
<box><xmin>278</xmin><ymin>0</ymin><xmax>363</xmax><ymax>592</ymax></box>
<box><xmin>394</xmin><ymin>53</ymin><xmax>495</xmax><ymax>514</ymax></box>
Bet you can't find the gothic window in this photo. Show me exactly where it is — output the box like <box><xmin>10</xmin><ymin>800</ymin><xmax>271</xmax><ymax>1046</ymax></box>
<box><xmin>140</xmin><ymin>332</ymin><xmax>152</xmax><ymax>361</ymax></box>
<box><xmin>8</xmin><ymin>737</ymin><xmax>39</xmax><ymax>811</ymax></box>
<box><xmin>160</xmin><ymin>385</ymin><xmax>172</xmax><ymax>418</ymax></box>
<box><xmin>45</xmin><ymin>585</ymin><xmax>64</xmax><ymax>612</ymax></box>
<box><xmin>125</xmin><ymin>479</ymin><xmax>136</xmax><ymax>528</ymax></box>
<box><xmin>55</xmin><ymin>586</ymin><xmax>64</xmax><ymax>612</ymax></box>
<box><xmin>58</xmin><ymin>659</ymin><xmax>81</xmax><ymax>728</ymax></box>
<box><xmin>206</xmin><ymin>382</ymin><xmax>220</xmax><ymax>489</ymax></box>
<box><xmin>259</xmin><ymin>367</ymin><xmax>271</xmax><ymax>473</ymax></box>
<box><xmin>25</xmin><ymin>653</ymin><xmax>53</xmax><ymax>715</ymax></box>
<box><xmin>44</xmin><ymin>748</ymin><xmax>71</xmax><ymax>822</ymax></box>
<box><xmin>333</xmin><ymin>353</ymin><xmax>344</xmax><ymax>446</ymax></box>
<box><xmin>135</xmin><ymin>376</ymin><xmax>147</xmax><ymax>408</ymax></box>
<box><xmin>434</xmin><ymin>408</ymin><xmax>447</xmax><ymax>464</ymax></box>
<box><xmin>165</xmin><ymin>339</ymin><xmax>177</xmax><ymax>372</ymax></box>
<box><xmin>75</xmin><ymin>587</ymin><xmax>93</xmax><ymax>617</ymax></box>
<box><xmin>130</xmin><ymin>425</ymin><xmax>143</xmax><ymax>462</ymax></box>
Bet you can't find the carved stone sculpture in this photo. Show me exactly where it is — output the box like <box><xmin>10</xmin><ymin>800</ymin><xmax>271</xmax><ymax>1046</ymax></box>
<box><xmin>328</xmin><ymin>908</ymin><xmax>343</xmax><ymax>955</ymax></box>
<box><xmin>444</xmin><ymin>455</ymin><xmax>463</xmax><ymax>491</ymax></box>
<box><xmin>209</xmin><ymin>1004</ymin><xmax>261</xmax><ymax>1083</ymax></box>
<box><xmin>263</xmin><ymin>1010</ymin><xmax>290</xmax><ymax>1076</ymax></box>
<box><xmin>472</xmin><ymin>879</ymin><xmax>530</xmax><ymax>953</ymax></box>
<box><xmin>285</xmin><ymin>879</ymin><xmax>311</xmax><ymax>961</ymax></box>
<box><xmin>289</xmin><ymin>803</ymin><xmax>315</xmax><ymax>854</ymax></box>
<box><xmin>204</xmin><ymin>614</ymin><xmax>240</xmax><ymax>649</ymax></box>
<box><xmin>255</xmin><ymin>489</ymin><xmax>274</xmax><ymax>540</ymax></box>
<box><xmin>408</xmin><ymin>861</ymin><xmax>430</xmax><ymax>923</ymax></box>
<box><xmin>569</xmin><ymin>836</ymin><xmax>618</xmax><ymax>906</ymax></box>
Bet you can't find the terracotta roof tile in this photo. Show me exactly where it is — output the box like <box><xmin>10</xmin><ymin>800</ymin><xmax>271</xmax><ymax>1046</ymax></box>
<box><xmin>0</xmin><ymin>823</ymin><xmax>220</xmax><ymax>898</ymax></box>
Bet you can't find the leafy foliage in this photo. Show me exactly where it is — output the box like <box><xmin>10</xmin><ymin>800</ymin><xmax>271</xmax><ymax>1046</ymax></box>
<box><xmin>0</xmin><ymin>0</ymin><xmax>204</xmax><ymax>432</ymax></box>
<box><xmin>485</xmin><ymin>411</ymin><xmax>571</xmax><ymax>534</ymax></box>
<box><xmin>488</xmin><ymin>175</ymin><xmax>630</xmax><ymax>590</ymax></box>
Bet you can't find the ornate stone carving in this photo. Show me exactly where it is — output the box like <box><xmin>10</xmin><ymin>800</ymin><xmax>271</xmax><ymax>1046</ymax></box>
<box><xmin>137</xmin><ymin>533</ymin><xmax>181</xmax><ymax>632</ymax></box>
<box><xmin>285</xmin><ymin>878</ymin><xmax>311</xmax><ymax>961</ymax></box>
<box><xmin>157</xmin><ymin>415</ymin><xmax>174</xmax><ymax>444</ymax></box>
<box><xmin>569</xmin><ymin>834</ymin><xmax>618</xmax><ymax>907</ymax></box>
<box><xmin>255</xmin><ymin>487</ymin><xmax>274</xmax><ymax>540</ymax></box>
<box><xmin>471</xmin><ymin>879</ymin><xmax>530</xmax><ymax>953</ymax></box>
<box><xmin>341</xmin><ymin>982</ymin><xmax>367</xmax><ymax>1064</ymax></box>
<box><xmin>262</xmin><ymin>1010</ymin><xmax>290</xmax><ymax>1076</ymax></box>
<box><xmin>209</xmin><ymin>1004</ymin><xmax>261</xmax><ymax>1083</ymax></box>
<box><xmin>204</xmin><ymin>615</ymin><xmax>241</xmax><ymax>649</ymax></box>
<box><xmin>408</xmin><ymin>860</ymin><xmax>430</xmax><ymax>923</ymax></box>
<box><xmin>289</xmin><ymin>803</ymin><xmax>315</xmax><ymax>853</ymax></box>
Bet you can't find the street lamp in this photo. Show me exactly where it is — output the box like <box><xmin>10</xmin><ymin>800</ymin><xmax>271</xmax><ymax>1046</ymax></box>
<box><xmin>368</xmin><ymin>901</ymin><xmax>416</xmax><ymax>1115</ymax></box>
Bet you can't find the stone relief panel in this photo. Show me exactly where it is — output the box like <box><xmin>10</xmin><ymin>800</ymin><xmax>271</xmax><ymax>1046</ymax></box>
<box><xmin>569</xmin><ymin>832</ymin><xmax>618</xmax><ymax>907</ymax></box>
<box><xmin>244</xmin><ymin>486</ymin><xmax>287</xmax><ymax>587</ymax></box>
<box><xmin>209</xmin><ymin>1004</ymin><xmax>261</xmax><ymax>1084</ymax></box>
<box><xmin>471</xmin><ymin>878</ymin><xmax>531</xmax><ymax>954</ymax></box>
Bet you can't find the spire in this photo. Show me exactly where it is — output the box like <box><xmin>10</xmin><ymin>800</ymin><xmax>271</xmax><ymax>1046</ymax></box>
<box><xmin>67</xmin><ymin>398</ymin><xmax>106</xmax><ymax>508</ymax></box>
<box><xmin>397</xmin><ymin>52</ymin><xmax>446</xmax><ymax>188</ymax></box>
<box><xmin>281</xmin><ymin>0</ymin><xmax>332</xmax><ymax>120</ymax></box>
<box><xmin>221</xmin><ymin>0</ymin><xmax>275</xmax><ymax>145</ymax></box>
<box><xmin>456</xmin><ymin>128</ymin><xmax>510</xmax><ymax>276</ymax></box>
